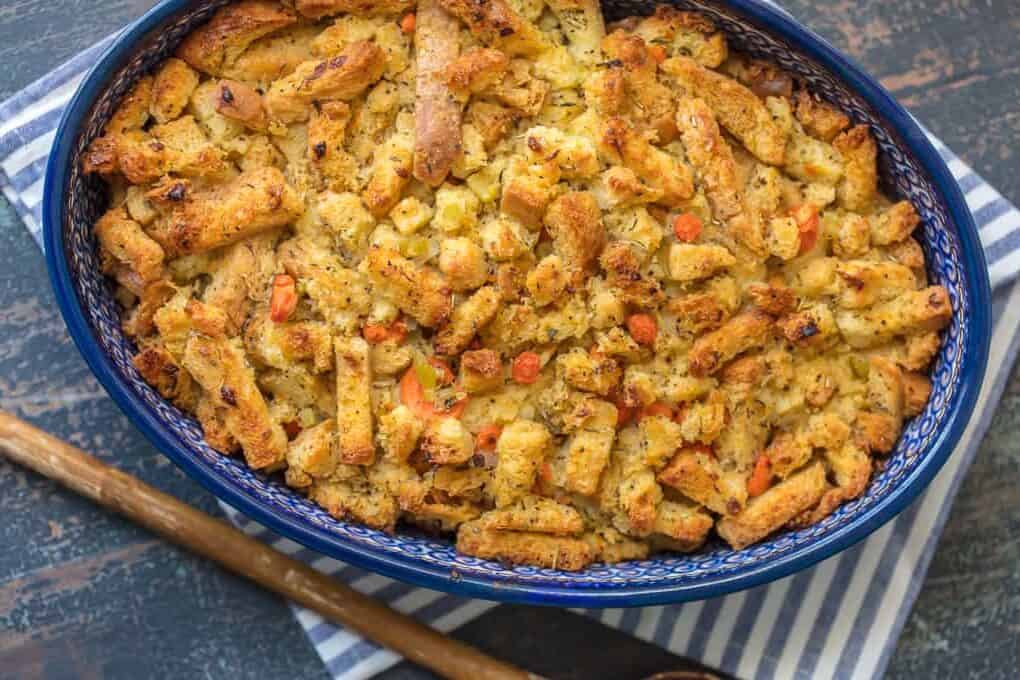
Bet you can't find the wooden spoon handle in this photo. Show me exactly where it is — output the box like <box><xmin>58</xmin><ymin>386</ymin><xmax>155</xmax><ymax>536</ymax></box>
<box><xmin>0</xmin><ymin>411</ymin><xmax>541</xmax><ymax>680</ymax></box>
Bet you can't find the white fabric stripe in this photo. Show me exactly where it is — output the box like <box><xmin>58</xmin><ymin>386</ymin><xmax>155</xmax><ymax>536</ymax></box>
<box><xmin>634</xmin><ymin>606</ymin><xmax>664</xmax><ymax>641</ymax></box>
<box><xmin>849</xmin><ymin>281</ymin><xmax>1020</xmax><ymax>680</ymax></box>
<box><xmin>978</xmin><ymin>211</ymin><xmax>1019</xmax><ymax>248</ymax></box>
<box><xmin>945</xmin><ymin>157</ymin><xmax>970</xmax><ymax>179</ymax></box>
<box><xmin>811</xmin><ymin>523</ymin><xmax>897</xmax><ymax>678</ymax></box>
<box><xmin>0</xmin><ymin>73</ymin><xmax>83</xmax><ymax>138</ymax></box>
<box><xmin>988</xmin><ymin>249</ymin><xmax>1020</xmax><ymax>288</ymax></box>
<box><xmin>317</xmin><ymin>630</ymin><xmax>362</xmax><ymax>662</ymax></box>
<box><xmin>963</xmin><ymin>183</ymin><xmax>1000</xmax><ymax>214</ymax></box>
<box><xmin>735</xmin><ymin>577</ymin><xmax>794</xmax><ymax>679</ymax></box>
<box><xmin>348</xmin><ymin>572</ymin><xmax>391</xmax><ymax>595</ymax></box>
<box><xmin>771</xmin><ymin>556</ymin><xmax>841</xmax><ymax>678</ymax></box>
<box><xmin>389</xmin><ymin>587</ymin><xmax>445</xmax><ymax>614</ymax></box>
<box><xmin>700</xmin><ymin>592</ymin><xmax>746</xmax><ymax>669</ymax></box>
<box><xmin>294</xmin><ymin>607</ymin><xmax>325</xmax><ymax>630</ymax></box>
<box><xmin>309</xmin><ymin>555</ymin><xmax>345</xmax><ymax>573</ymax></box>
<box><xmin>667</xmin><ymin>601</ymin><xmax>705</xmax><ymax>653</ymax></box>
<box><xmin>20</xmin><ymin>175</ymin><xmax>44</xmax><ymax>209</ymax></box>
<box><xmin>432</xmin><ymin>598</ymin><xmax>499</xmax><ymax>632</ymax></box>
<box><xmin>1</xmin><ymin>129</ymin><xmax>54</xmax><ymax>176</ymax></box>
<box><xmin>600</xmin><ymin>608</ymin><xmax>624</xmax><ymax>628</ymax></box>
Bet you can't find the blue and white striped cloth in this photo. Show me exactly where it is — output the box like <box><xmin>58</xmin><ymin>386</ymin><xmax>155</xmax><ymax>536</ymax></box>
<box><xmin>4</xmin><ymin>22</ymin><xmax>1020</xmax><ymax>680</ymax></box>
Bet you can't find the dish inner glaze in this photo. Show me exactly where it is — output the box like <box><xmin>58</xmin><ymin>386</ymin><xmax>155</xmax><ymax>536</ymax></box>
<box><xmin>81</xmin><ymin>0</ymin><xmax>952</xmax><ymax>571</ymax></box>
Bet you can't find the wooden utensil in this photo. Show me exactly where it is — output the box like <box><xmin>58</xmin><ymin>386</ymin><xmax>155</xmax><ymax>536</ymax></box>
<box><xmin>0</xmin><ymin>411</ymin><xmax>540</xmax><ymax>680</ymax></box>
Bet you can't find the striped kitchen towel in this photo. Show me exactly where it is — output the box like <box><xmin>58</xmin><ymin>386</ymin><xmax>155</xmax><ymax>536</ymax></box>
<box><xmin>3</xmin><ymin>18</ymin><xmax>1020</xmax><ymax>680</ymax></box>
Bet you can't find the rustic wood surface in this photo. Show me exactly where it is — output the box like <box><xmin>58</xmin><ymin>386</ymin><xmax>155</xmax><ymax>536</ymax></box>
<box><xmin>0</xmin><ymin>1</ymin><xmax>1016</xmax><ymax>678</ymax></box>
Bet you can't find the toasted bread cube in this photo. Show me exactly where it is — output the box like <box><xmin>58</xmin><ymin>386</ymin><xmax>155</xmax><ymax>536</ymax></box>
<box><xmin>309</xmin><ymin>479</ymin><xmax>399</xmax><ymax>531</ymax></box>
<box><xmin>835</xmin><ymin>286</ymin><xmax>951</xmax><ymax>348</ymax></box>
<box><xmin>438</xmin><ymin>237</ymin><xmax>489</xmax><ymax>292</ymax></box>
<box><xmin>176</xmin><ymin>1</ymin><xmax>297</xmax><ymax>75</ymax></box>
<box><xmin>659</xmin><ymin>446</ymin><xmax>745</xmax><ymax>516</ymax></box>
<box><xmin>150</xmin><ymin>58</ymin><xmax>199</xmax><ymax>124</ymax></box>
<box><xmin>133</xmin><ymin>342</ymin><xmax>196</xmax><ymax>409</ymax></box>
<box><xmin>716</xmin><ymin>461</ymin><xmax>828</xmax><ymax>549</ymax></box>
<box><xmin>667</xmin><ymin>243</ymin><xmax>737</xmax><ymax>282</ymax></box>
<box><xmin>183</xmin><ymin>334</ymin><xmax>287</xmax><ymax>470</ymax></box>
<box><xmin>526</xmin><ymin>255</ymin><xmax>569</xmax><ymax>306</ymax></box>
<box><xmin>563</xmin><ymin>398</ymin><xmax>617</xmax><ymax>496</ymax></box>
<box><xmin>688</xmin><ymin>310</ymin><xmax>773</xmax><ymax>377</ymax></box>
<box><xmin>438</xmin><ymin>0</ymin><xmax>548</xmax><ymax>56</ymax></box>
<box><xmin>628</xmin><ymin>6</ymin><xmax>727</xmax><ymax>68</ymax></box>
<box><xmin>523</xmin><ymin>126</ymin><xmax>600</xmax><ymax>179</ymax></box>
<box><xmin>95</xmin><ymin>207</ymin><xmax>166</xmax><ymax>295</ymax></box>
<box><xmin>765</xmin><ymin>216</ymin><xmax>801</xmax><ymax>261</ymax></box>
<box><xmin>334</xmin><ymin>336</ymin><xmax>375</xmax><ymax>465</ymax></box>
<box><xmin>459</xmin><ymin>349</ymin><xmax>505</xmax><ymax>394</ymax></box>
<box><xmin>433</xmin><ymin>183</ymin><xmax>482</xmax><ymax>233</ymax></box>
<box><xmin>435</xmin><ymin>286</ymin><xmax>501</xmax><ymax>356</ymax></box>
<box><xmin>653</xmin><ymin>501</ymin><xmax>713</xmax><ymax>551</ymax></box>
<box><xmin>557</xmin><ymin>349</ymin><xmax>622</xmax><ymax>397</ymax></box>
<box><xmin>599</xmin><ymin>118</ymin><xmax>694</xmax><ymax>207</ymax></box>
<box><xmin>377</xmin><ymin>404</ymin><xmax>425</xmax><ymax>463</ymax></box>
<box><xmin>902</xmin><ymin>371</ymin><xmax>932</xmax><ymax>417</ymax></box>
<box><xmin>870</xmin><ymin>201</ymin><xmax>921</xmax><ymax>246</ymax></box>
<box><xmin>545</xmin><ymin>0</ymin><xmax>605</xmax><ymax>66</ymax></box>
<box><xmin>445</xmin><ymin>47</ymin><xmax>510</xmax><ymax>99</ymax></box>
<box><xmin>481</xmin><ymin>214</ymin><xmax>534</xmax><ymax>261</ymax></box>
<box><xmin>285</xmin><ymin>419</ymin><xmax>339</xmax><ymax>488</ymax></box>
<box><xmin>617</xmin><ymin>468</ymin><xmax>663</xmax><ymax>537</ymax></box>
<box><xmin>456</xmin><ymin>521</ymin><xmax>594</xmax><ymax>570</ymax></box>
<box><xmin>664</xmin><ymin>56</ymin><xmax>787</xmax><ymax>165</ymax></box>
<box><xmin>295</xmin><ymin>0</ymin><xmax>414</xmax><ymax>19</ymax></box>
<box><xmin>412</xmin><ymin>0</ymin><xmax>463</xmax><ymax>186</ymax></box>
<box><xmin>640</xmin><ymin>415</ymin><xmax>684</xmax><ymax>469</ymax></box>
<box><xmin>362</xmin><ymin>125</ymin><xmax>414</xmax><ymax>218</ymax></box>
<box><xmin>361</xmin><ymin>247</ymin><xmax>453</xmax><ymax>328</ymax></box>
<box><xmin>675</xmin><ymin>97</ymin><xmax>744</xmax><ymax>222</ymax></box>
<box><xmin>584</xmin><ymin>527</ymin><xmax>650</xmax><ymax>563</ymax></box>
<box><xmin>421</xmin><ymin>416</ymin><xmax>475</xmax><ymax>465</ymax></box>
<box><xmin>492</xmin><ymin>420</ymin><xmax>552</xmax><ymax>507</ymax></box>
<box><xmin>836</xmin><ymin>260</ymin><xmax>918</xmax><ymax>309</ymax></box>
<box><xmin>265</xmin><ymin>41</ymin><xmax>386</xmax><ymax>122</ymax></box>
<box><xmin>154</xmin><ymin>167</ymin><xmax>302</xmax><ymax>257</ymax></box>
<box><xmin>479</xmin><ymin>495</ymin><xmax>584</xmax><ymax>534</ymax></box>
<box><xmin>833</xmin><ymin>125</ymin><xmax>878</xmax><ymax>212</ymax></box>
<box><xmin>794</xmin><ymin>91</ymin><xmax>850</xmax><ymax>142</ymax></box>
<box><xmin>544</xmin><ymin>191</ymin><xmax>606</xmax><ymax>275</ymax></box>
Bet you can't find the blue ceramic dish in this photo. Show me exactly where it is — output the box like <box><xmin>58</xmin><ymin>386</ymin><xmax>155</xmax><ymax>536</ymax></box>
<box><xmin>43</xmin><ymin>0</ymin><xmax>991</xmax><ymax>607</ymax></box>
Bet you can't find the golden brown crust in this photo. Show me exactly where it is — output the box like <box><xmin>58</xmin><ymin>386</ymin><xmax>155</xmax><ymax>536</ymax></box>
<box><xmin>438</xmin><ymin>0</ymin><xmax>548</xmax><ymax>56</ymax></box>
<box><xmin>177</xmin><ymin>1</ymin><xmax>296</xmax><ymax>75</ymax></box>
<box><xmin>361</xmin><ymin>247</ymin><xmax>454</xmax><ymax>327</ymax></box>
<box><xmin>413</xmin><ymin>0</ymin><xmax>464</xmax><ymax>187</ymax></box>
<box><xmin>688</xmin><ymin>310</ymin><xmax>774</xmax><ymax>377</ymax></box>
<box><xmin>294</xmin><ymin>0</ymin><xmax>414</xmax><ymax>19</ymax></box>
<box><xmin>794</xmin><ymin>90</ymin><xmax>850</xmax><ymax>142</ymax></box>
<box><xmin>664</xmin><ymin>56</ymin><xmax>788</xmax><ymax>165</ymax></box>
<box><xmin>152</xmin><ymin>167</ymin><xmax>302</xmax><ymax>257</ymax></box>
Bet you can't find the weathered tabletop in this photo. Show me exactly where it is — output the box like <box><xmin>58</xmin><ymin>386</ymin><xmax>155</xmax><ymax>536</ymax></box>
<box><xmin>0</xmin><ymin>1</ymin><xmax>1017</xmax><ymax>678</ymax></box>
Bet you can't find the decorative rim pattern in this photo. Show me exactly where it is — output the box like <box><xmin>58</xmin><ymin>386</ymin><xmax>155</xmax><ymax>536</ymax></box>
<box><xmin>43</xmin><ymin>0</ymin><xmax>991</xmax><ymax>606</ymax></box>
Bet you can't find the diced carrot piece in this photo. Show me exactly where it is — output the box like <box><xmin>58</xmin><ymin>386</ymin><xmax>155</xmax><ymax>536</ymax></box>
<box><xmin>648</xmin><ymin>44</ymin><xmax>667</xmax><ymax>64</ymax></box>
<box><xmin>511</xmin><ymin>352</ymin><xmax>542</xmax><ymax>384</ymax></box>
<box><xmin>672</xmin><ymin>212</ymin><xmax>703</xmax><ymax>242</ymax></box>
<box><xmin>362</xmin><ymin>324</ymin><xmax>391</xmax><ymax>344</ymax></box>
<box><xmin>792</xmin><ymin>204</ymin><xmax>820</xmax><ymax>254</ymax></box>
<box><xmin>400</xmin><ymin>12</ymin><xmax>416</xmax><ymax>34</ymax></box>
<box><xmin>539</xmin><ymin>461</ymin><xmax>553</xmax><ymax>482</ymax></box>
<box><xmin>614</xmin><ymin>394</ymin><xmax>636</xmax><ymax>428</ymax></box>
<box><xmin>747</xmin><ymin>454</ymin><xmax>773</xmax><ymax>497</ymax></box>
<box><xmin>476</xmin><ymin>424</ymin><xmax>503</xmax><ymax>452</ymax></box>
<box><xmin>626</xmin><ymin>313</ymin><xmax>658</xmax><ymax>346</ymax></box>
<box><xmin>269</xmin><ymin>274</ymin><xmax>297</xmax><ymax>323</ymax></box>
<box><xmin>363</xmin><ymin>319</ymin><xmax>409</xmax><ymax>344</ymax></box>
<box><xmin>639</xmin><ymin>402</ymin><xmax>673</xmax><ymax>420</ymax></box>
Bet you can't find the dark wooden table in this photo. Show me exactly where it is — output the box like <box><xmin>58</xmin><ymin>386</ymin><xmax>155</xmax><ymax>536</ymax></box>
<box><xmin>1</xmin><ymin>1</ymin><xmax>1017</xmax><ymax>678</ymax></box>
